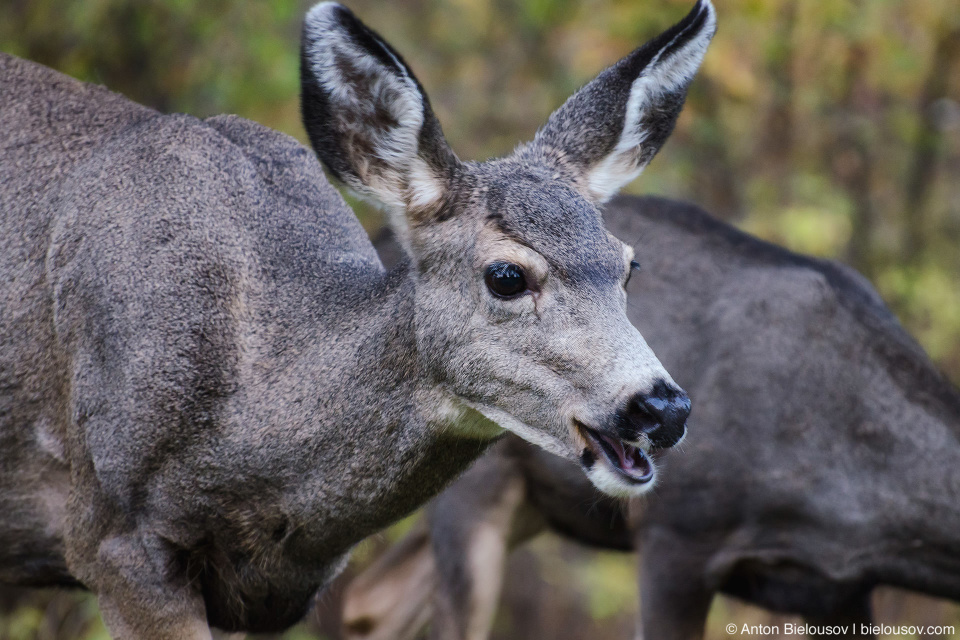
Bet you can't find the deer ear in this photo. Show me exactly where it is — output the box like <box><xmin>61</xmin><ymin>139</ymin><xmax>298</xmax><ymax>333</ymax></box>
<box><xmin>300</xmin><ymin>3</ymin><xmax>459</xmax><ymax>231</ymax></box>
<box><xmin>525</xmin><ymin>0</ymin><xmax>716</xmax><ymax>204</ymax></box>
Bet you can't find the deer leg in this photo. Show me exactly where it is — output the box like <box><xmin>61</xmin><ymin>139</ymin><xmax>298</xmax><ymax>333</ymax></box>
<box><xmin>86</xmin><ymin>532</ymin><xmax>211</xmax><ymax>640</ymax></box>
<box><xmin>341</xmin><ymin>449</ymin><xmax>545</xmax><ymax>640</ymax></box>
<box><xmin>341</xmin><ymin>524</ymin><xmax>438</xmax><ymax>640</ymax></box>
<box><xmin>804</xmin><ymin>592</ymin><xmax>874</xmax><ymax>639</ymax></box>
<box><xmin>428</xmin><ymin>453</ymin><xmax>546</xmax><ymax>640</ymax></box>
<box><xmin>638</xmin><ymin>530</ymin><xmax>715</xmax><ymax>640</ymax></box>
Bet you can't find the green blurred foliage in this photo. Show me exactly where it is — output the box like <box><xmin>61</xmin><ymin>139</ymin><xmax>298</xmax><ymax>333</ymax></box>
<box><xmin>2</xmin><ymin>0</ymin><xmax>959</xmax><ymax>638</ymax></box>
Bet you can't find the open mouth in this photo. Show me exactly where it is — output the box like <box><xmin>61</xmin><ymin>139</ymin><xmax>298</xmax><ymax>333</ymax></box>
<box><xmin>577</xmin><ymin>423</ymin><xmax>654</xmax><ymax>484</ymax></box>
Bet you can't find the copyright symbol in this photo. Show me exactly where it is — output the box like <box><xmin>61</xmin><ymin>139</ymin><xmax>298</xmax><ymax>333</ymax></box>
<box><xmin>726</xmin><ymin>623</ymin><xmax>738</xmax><ymax>635</ymax></box>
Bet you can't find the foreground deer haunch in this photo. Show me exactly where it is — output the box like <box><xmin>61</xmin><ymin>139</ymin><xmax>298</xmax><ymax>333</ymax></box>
<box><xmin>0</xmin><ymin>1</ymin><xmax>716</xmax><ymax>637</ymax></box>
<box><xmin>344</xmin><ymin>195</ymin><xmax>960</xmax><ymax>640</ymax></box>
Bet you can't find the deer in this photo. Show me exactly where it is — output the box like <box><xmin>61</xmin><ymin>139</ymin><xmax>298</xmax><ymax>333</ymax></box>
<box><xmin>342</xmin><ymin>194</ymin><xmax>960</xmax><ymax>640</ymax></box>
<box><xmin>0</xmin><ymin>1</ymin><xmax>716</xmax><ymax>638</ymax></box>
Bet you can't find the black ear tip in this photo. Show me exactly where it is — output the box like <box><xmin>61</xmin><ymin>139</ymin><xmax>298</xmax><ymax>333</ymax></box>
<box><xmin>679</xmin><ymin>0</ymin><xmax>715</xmax><ymax>29</ymax></box>
<box><xmin>663</xmin><ymin>0</ymin><xmax>716</xmax><ymax>47</ymax></box>
<box><xmin>693</xmin><ymin>0</ymin><xmax>713</xmax><ymax>15</ymax></box>
<box><xmin>692</xmin><ymin>0</ymin><xmax>717</xmax><ymax>32</ymax></box>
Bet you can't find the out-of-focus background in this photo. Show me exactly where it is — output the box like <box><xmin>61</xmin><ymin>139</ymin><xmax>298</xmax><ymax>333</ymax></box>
<box><xmin>1</xmin><ymin>0</ymin><xmax>959</xmax><ymax>638</ymax></box>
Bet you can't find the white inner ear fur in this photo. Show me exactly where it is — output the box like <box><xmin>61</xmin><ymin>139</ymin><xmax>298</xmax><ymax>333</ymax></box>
<box><xmin>304</xmin><ymin>3</ymin><xmax>446</xmax><ymax>246</ymax></box>
<box><xmin>586</xmin><ymin>0</ymin><xmax>716</xmax><ymax>203</ymax></box>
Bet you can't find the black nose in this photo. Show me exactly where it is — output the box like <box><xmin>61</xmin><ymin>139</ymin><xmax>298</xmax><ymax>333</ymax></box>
<box><xmin>619</xmin><ymin>380</ymin><xmax>691</xmax><ymax>449</ymax></box>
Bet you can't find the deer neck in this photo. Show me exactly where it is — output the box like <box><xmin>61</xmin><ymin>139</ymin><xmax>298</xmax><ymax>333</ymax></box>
<box><xmin>260</xmin><ymin>260</ymin><xmax>501</xmax><ymax>558</ymax></box>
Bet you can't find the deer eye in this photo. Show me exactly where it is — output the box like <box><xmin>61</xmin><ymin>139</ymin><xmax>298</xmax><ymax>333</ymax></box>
<box><xmin>485</xmin><ymin>262</ymin><xmax>527</xmax><ymax>298</ymax></box>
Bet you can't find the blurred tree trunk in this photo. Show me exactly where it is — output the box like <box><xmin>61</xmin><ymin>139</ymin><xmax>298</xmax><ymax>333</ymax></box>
<box><xmin>902</xmin><ymin>25</ymin><xmax>960</xmax><ymax>264</ymax></box>
<box><xmin>692</xmin><ymin>78</ymin><xmax>744</xmax><ymax>221</ymax></box>
<box><xmin>832</xmin><ymin>42</ymin><xmax>877</xmax><ymax>278</ymax></box>
<box><xmin>761</xmin><ymin>1</ymin><xmax>797</xmax><ymax>207</ymax></box>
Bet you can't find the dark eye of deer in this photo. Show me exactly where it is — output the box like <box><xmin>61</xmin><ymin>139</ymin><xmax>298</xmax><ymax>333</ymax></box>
<box><xmin>485</xmin><ymin>262</ymin><xmax>527</xmax><ymax>298</ymax></box>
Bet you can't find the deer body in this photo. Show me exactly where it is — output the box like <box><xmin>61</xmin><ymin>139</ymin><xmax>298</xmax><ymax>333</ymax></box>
<box><xmin>344</xmin><ymin>195</ymin><xmax>960</xmax><ymax>640</ymax></box>
<box><xmin>1</xmin><ymin>51</ymin><xmax>491</xmax><ymax>632</ymax></box>
<box><xmin>0</xmin><ymin>1</ymin><xmax>716</xmax><ymax>636</ymax></box>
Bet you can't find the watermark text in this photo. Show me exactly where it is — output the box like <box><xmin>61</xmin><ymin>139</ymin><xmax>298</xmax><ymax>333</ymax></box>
<box><xmin>726</xmin><ymin>622</ymin><xmax>956</xmax><ymax>636</ymax></box>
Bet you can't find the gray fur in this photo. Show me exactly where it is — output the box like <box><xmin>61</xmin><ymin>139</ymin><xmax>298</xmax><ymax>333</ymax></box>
<box><xmin>299</xmin><ymin>2</ymin><xmax>716</xmax><ymax>498</ymax></box>
<box><xmin>343</xmin><ymin>195</ymin><xmax>960</xmax><ymax>640</ymax></box>
<box><xmin>0</xmin><ymin>0</ymin><xmax>714</xmax><ymax>636</ymax></box>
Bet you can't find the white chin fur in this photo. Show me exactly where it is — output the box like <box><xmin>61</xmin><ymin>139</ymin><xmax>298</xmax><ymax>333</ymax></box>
<box><xmin>585</xmin><ymin>457</ymin><xmax>657</xmax><ymax>498</ymax></box>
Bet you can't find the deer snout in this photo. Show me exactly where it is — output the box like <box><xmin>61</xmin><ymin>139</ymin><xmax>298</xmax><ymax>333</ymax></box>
<box><xmin>619</xmin><ymin>380</ymin><xmax>691</xmax><ymax>449</ymax></box>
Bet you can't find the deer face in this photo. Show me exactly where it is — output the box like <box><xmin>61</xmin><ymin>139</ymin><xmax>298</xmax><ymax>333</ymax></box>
<box><xmin>300</xmin><ymin>1</ymin><xmax>714</xmax><ymax>496</ymax></box>
<box><xmin>410</xmin><ymin>165</ymin><xmax>692</xmax><ymax>496</ymax></box>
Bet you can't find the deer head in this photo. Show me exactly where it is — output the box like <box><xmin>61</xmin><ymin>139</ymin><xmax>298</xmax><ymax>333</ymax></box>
<box><xmin>300</xmin><ymin>0</ymin><xmax>716</xmax><ymax>497</ymax></box>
